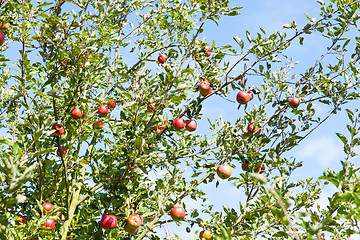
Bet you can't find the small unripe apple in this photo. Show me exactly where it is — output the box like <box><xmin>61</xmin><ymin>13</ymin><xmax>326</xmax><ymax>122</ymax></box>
<box><xmin>42</xmin><ymin>219</ymin><xmax>55</xmax><ymax>231</ymax></box>
<box><xmin>42</xmin><ymin>202</ymin><xmax>53</xmax><ymax>213</ymax></box>
<box><xmin>56</xmin><ymin>147</ymin><xmax>67</xmax><ymax>157</ymax></box>
<box><xmin>247</xmin><ymin>122</ymin><xmax>261</xmax><ymax>135</ymax></box>
<box><xmin>16</xmin><ymin>215</ymin><xmax>27</xmax><ymax>224</ymax></box>
<box><xmin>288</xmin><ymin>97</ymin><xmax>300</xmax><ymax>108</ymax></box>
<box><xmin>93</xmin><ymin>121</ymin><xmax>104</xmax><ymax>129</ymax></box>
<box><xmin>0</xmin><ymin>30</ymin><xmax>5</xmax><ymax>46</ymax></box>
<box><xmin>107</xmin><ymin>101</ymin><xmax>116</xmax><ymax>110</ymax></box>
<box><xmin>217</xmin><ymin>165</ymin><xmax>232</xmax><ymax>179</ymax></box>
<box><xmin>172</xmin><ymin>118</ymin><xmax>186</xmax><ymax>130</ymax></box>
<box><xmin>158</xmin><ymin>53</ymin><xmax>167</xmax><ymax>64</ymax></box>
<box><xmin>241</xmin><ymin>161</ymin><xmax>250</xmax><ymax>172</ymax></box>
<box><xmin>98</xmin><ymin>105</ymin><xmax>109</xmax><ymax>117</ymax></box>
<box><xmin>51</xmin><ymin>124</ymin><xmax>64</xmax><ymax>137</ymax></box>
<box><xmin>127</xmin><ymin>214</ymin><xmax>143</xmax><ymax>228</ymax></box>
<box><xmin>170</xmin><ymin>206</ymin><xmax>185</xmax><ymax>221</ymax></box>
<box><xmin>70</xmin><ymin>108</ymin><xmax>83</xmax><ymax>120</ymax></box>
<box><xmin>254</xmin><ymin>164</ymin><xmax>265</xmax><ymax>173</ymax></box>
<box><xmin>199</xmin><ymin>81</ymin><xmax>211</xmax><ymax>97</ymax></box>
<box><xmin>236</xmin><ymin>91</ymin><xmax>251</xmax><ymax>104</ymax></box>
<box><xmin>199</xmin><ymin>229</ymin><xmax>212</xmax><ymax>239</ymax></box>
<box><xmin>100</xmin><ymin>215</ymin><xmax>118</xmax><ymax>230</ymax></box>
<box><xmin>124</xmin><ymin>222</ymin><xmax>138</xmax><ymax>234</ymax></box>
<box><xmin>185</xmin><ymin>120</ymin><xmax>197</xmax><ymax>131</ymax></box>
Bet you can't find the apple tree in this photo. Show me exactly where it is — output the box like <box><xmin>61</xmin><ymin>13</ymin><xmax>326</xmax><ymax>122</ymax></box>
<box><xmin>1</xmin><ymin>0</ymin><xmax>360</xmax><ymax>239</ymax></box>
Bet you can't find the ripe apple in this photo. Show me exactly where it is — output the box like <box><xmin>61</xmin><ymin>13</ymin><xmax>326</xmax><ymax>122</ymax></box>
<box><xmin>51</xmin><ymin>124</ymin><xmax>64</xmax><ymax>137</ymax></box>
<box><xmin>151</xmin><ymin>120</ymin><xmax>168</xmax><ymax>133</ymax></box>
<box><xmin>254</xmin><ymin>164</ymin><xmax>265</xmax><ymax>173</ymax></box>
<box><xmin>170</xmin><ymin>206</ymin><xmax>185</xmax><ymax>221</ymax></box>
<box><xmin>107</xmin><ymin>101</ymin><xmax>116</xmax><ymax>110</ymax></box>
<box><xmin>248</xmin><ymin>91</ymin><xmax>254</xmax><ymax>100</ymax></box>
<box><xmin>42</xmin><ymin>202</ymin><xmax>53</xmax><ymax>213</ymax></box>
<box><xmin>127</xmin><ymin>214</ymin><xmax>143</xmax><ymax>228</ymax></box>
<box><xmin>204</xmin><ymin>46</ymin><xmax>211</xmax><ymax>57</ymax></box>
<box><xmin>185</xmin><ymin>120</ymin><xmax>197</xmax><ymax>131</ymax></box>
<box><xmin>288</xmin><ymin>97</ymin><xmax>300</xmax><ymax>108</ymax></box>
<box><xmin>0</xmin><ymin>23</ymin><xmax>10</xmax><ymax>30</ymax></box>
<box><xmin>148</xmin><ymin>144</ymin><xmax>154</xmax><ymax>149</ymax></box>
<box><xmin>16</xmin><ymin>215</ymin><xmax>26</xmax><ymax>224</ymax></box>
<box><xmin>93</xmin><ymin>121</ymin><xmax>104</xmax><ymax>129</ymax></box>
<box><xmin>56</xmin><ymin>147</ymin><xmax>67</xmax><ymax>157</ymax></box>
<box><xmin>0</xmin><ymin>30</ymin><xmax>4</xmax><ymax>46</ymax></box>
<box><xmin>236</xmin><ymin>91</ymin><xmax>251</xmax><ymax>104</ymax></box>
<box><xmin>247</xmin><ymin>122</ymin><xmax>261</xmax><ymax>135</ymax></box>
<box><xmin>241</xmin><ymin>161</ymin><xmax>250</xmax><ymax>172</ymax></box>
<box><xmin>217</xmin><ymin>165</ymin><xmax>232</xmax><ymax>179</ymax></box>
<box><xmin>172</xmin><ymin>118</ymin><xmax>186</xmax><ymax>130</ymax></box>
<box><xmin>98</xmin><ymin>105</ymin><xmax>109</xmax><ymax>117</ymax></box>
<box><xmin>199</xmin><ymin>81</ymin><xmax>211</xmax><ymax>97</ymax></box>
<box><xmin>199</xmin><ymin>229</ymin><xmax>212</xmax><ymax>239</ymax></box>
<box><xmin>100</xmin><ymin>215</ymin><xmax>118</xmax><ymax>230</ymax></box>
<box><xmin>158</xmin><ymin>53</ymin><xmax>167</xmax><ymax>64</ymax></box>
<box><xmin>124</xmin><ymin>222</ymin><xmax>138</xmax><ymax>234</ymax></box>
<box><xmin>42</xmin><ymin>219</ymin><xmax>55</xmax><ymax>231</ymax></box>
<box><xmin>70</xmin><ymin>108</ymin><xmax>83</xmax><ymax>120</ymax></box>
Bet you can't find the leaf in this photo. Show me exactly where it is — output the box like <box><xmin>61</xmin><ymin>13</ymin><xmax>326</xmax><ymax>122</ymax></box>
<box><xmin>233</xmin><ymin>36</ymin><xmax>244</xmax><ymax>49</ymax></box>
<box><xmin>336</xmin><ymin>133</ymin><xmax>348</xmax><ymax>145</ymax></box>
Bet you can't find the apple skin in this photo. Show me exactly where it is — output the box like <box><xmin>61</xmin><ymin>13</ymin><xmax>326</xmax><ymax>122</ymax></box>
<box><xmin>199</xmin><ymin>81</ymin><xmax>211</xmax><ymax>97</ymax></box>
<box><xmin>185</xmin><ymin>120</ymin><xmax>197</xmax><ymax>131</ymax></box>
<box><xmin>16</xmin><ymin>215</ymin><xmax>27</xmax><ymax>224</ymax></box>
<box><xmin>241</xmin><ymin>161</ymin><xmax>250</xmax><ymax>172</ymax></box>
<box><xmin>127</xmin><ymin>214</ymin><xmax>143</xmax><ymax>228</ymax></box>
<box><xmin>56</xmin><ymin>147</ymin><xmax>67</xmax><ymax>157</ymax></box>
<box><xmin>70</xmin><ymin>108</ymin><xmax>83</xmax><ymax>120</ymax></box>
<box><xmin>158</xmin><ymin>53</ymin><xmax>167</xmax><ymax>64</ymax></box>
<box><xmin>254</xmin><ymin>164</ymin><xmax>265</xmax><ymax>173</ymax></box>
<box><xmin>247</xmin><ymin>122</ymin><xmax>261</xmax><ymax>135</ymax></box>
<box><xmin>51</xmin><ymin>124</ymin><xmax>64</xmax><ymax>137</ymax></box>
<box><xmin>236</xmin><ymin>91</ymin><xmax>251</xmax><ymax>104</ymax></box>
<box><xmin>199</xmin><ymin>229</ymin><xmax>212</xmax><ymax>239</ymax></box>
<box><xmin>217</xmin><ymin>165</ymin><xmax>232</xmax><ymax>179</ymax></box>
<box><xmin>172</xmin><ymin>118</ymin><xmax>186</xmax><ymax>130</ymax></box>
<box><xmin>93</xmin><ymin>121</ymin><xmax>104</xmax><ymax>129</ymax></box>
<box><xmin>0</xmin><ymin>30</ymin><xmax>4</xmax><ymax>46</ymax></box>
<box><xmin>100</xmin><ymin>215</ymin><xmax>118</xmax><ymax>230</ymax></box>
<box><xmin>170</xmin><ymin>206</ymin><xmax>186</xmax><ymax>221</ymax></box>
<box><xmin>288</xmin><ymin>97</ymin><xmax>300</xmax><ymax>108</ymax></box>
<box><xmin>124</xmin><ymin>222</ymin><xmax>138</xmax><ymax>234</ymax></box>
<box><xmin>42</xmin><ymin>202</ymin><xmax>53</xmax><ymax>214</ymax></box>
<box><xmin>42</xmin><ymin>219</ymin><xmax>55</xmax><ymax>231</ymax></box>
<box><xmin>248</xmin><ymin>91</ymin><xmax>254</xmax><ymax>101</ymax></box>
<box><xmin>107</xmin><ymin>101</ymin><xmax>116</xmax><ymax>110</ymax></box>
<box><xmin>98</xmin><ymin>105</ymin><xmax>109</xmax><ymax>117</ymax></box>
<box><xmin>0</xmin><ymin>23</ymin><xmax>10</xmax><ymax>30</ymax></box>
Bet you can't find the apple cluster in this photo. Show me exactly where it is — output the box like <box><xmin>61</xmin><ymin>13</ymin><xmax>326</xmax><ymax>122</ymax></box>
<box><xmin>17</xmin><ymin>202</ymin><xmax>57</xmax><ymax>230</ymax></box>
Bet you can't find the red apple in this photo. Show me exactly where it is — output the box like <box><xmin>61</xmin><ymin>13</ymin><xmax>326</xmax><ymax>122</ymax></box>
<box><xmin>42</xmin><ymin>202</ymin><xmax>53</xmax><ymax>213</ymax></box>
<box><xmin>172</xmin><ymin>118</ymin><xmax>186</xmax><ymax>130</ymax></box>
<box><xmin>151</xmin><ymin>120</ymin><xmax>168</xmax><ymax>133</ymax></box>
<box><xmin>51</xmin><ymin>124</ymin><xmax>64</xmax><ymax>137</ymax></box>
<box><xmin>241</xmin><ymin>161</ymin><xmax>250</xmax><ymax>172</ymax></box>
<box><xmin>254</xmin><ymin>164</ymin><xmax>265</xmax><ymax>173</ymax></box>
<box><xmin>42</xmin><ymin>219</ymin><xmax>55</xmax><ymax>231</ymax></box>
<box><xmin>0</xmin><ymin>23</ymin><xmax>10</xmax><ymax>30</ymax></box>
<box><xmin>0</xmin><ymin>30</ymin><xmax>4</xmax><ymax>46</ymax></box>
<box><xmin>158</xmin><ymin>53</ymin><xmax>167</xmax><ymax>64</ymax></box>
<box><xmin>170</xmin><ymin>206</ymin><xmax>185</xmax><ymax>221</ymax></box>
<box><xmin>147</xmin><ymin>104</ymin><xmax>157</xmax><ymax>113</ymax></box>
<box><xmin>185</xmin><ymin>120</ymin><xmax>197</xmax><ymax>131</ymax></box>
<box><xmin>70</xmin><ymin>108</ymin><xmax>83</xmax><ymax>120</ymax></box>
<box><xmin>124</xmin><ymin>222</ymin><xmax>138</xmax><ymax>234</ymax></box>
<box><xmin>288</xmin><ymin>97</ymin><xmax>300</xmax><ymax>108</ymax></box>
<box><xmin>107</xmin><ymin>101</ymin><xmax>116</xmax><ymax>110</ymax></box>
<box><xmin>247</xmin><ymin>122</ymin><xmax>261</xmax><ymax>135</ymax></box>
<box><xmin>217</xmin><ymin>165</ymin><xmax>232</xmax><ymax>179</ymax></box>
<box><xmin>199</xmin><ymin>81</ymin><xmax>211</xmax><ymax>97</ymax></box>
<box><xmin>127</xmin><ymin>214</ymin><xmax>143</xmax><ymax>228</ymax></box>
<box><xmin>204</xmin><ymin>46</ymin><xmax>211</xmax><ymax>57</ymax></box>
<box><xmin>93</xmin><ymin>121</ymin><xmax>104</xmax><ymax>129</ymax></box>
<box><xmin>98</xmin><ymin>105</ymin><xmax>109</xmax><ymax>117</ymax></box>
<box><xmin>148</xmin><ymin>144</ymin><xmax>154</xmax><ymax>149</ymax></box>
<box><xmin>199</xmin><ymin>229</ymin><xmax>212</xmax><ymax>239</ymax></box>
<box><xmin>100</xmin><ymin>215</ymin><xmax>118</xmax><ymax>230</ymax></box>
<box><xmin>236</xmin><ymin>91</ymin><xmax>251</xmax><ymax>104</ymax></box>
<box><xmin>56</xmin><ymin>147</ymin><xmax>67</xmax><ymax>157</ymax></box>
<box><xmin>16</xmin><ymin>215</ymin><xmax>27</xmax><ymax>224</ymax></box>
